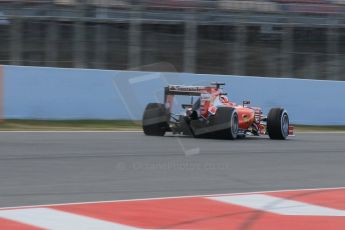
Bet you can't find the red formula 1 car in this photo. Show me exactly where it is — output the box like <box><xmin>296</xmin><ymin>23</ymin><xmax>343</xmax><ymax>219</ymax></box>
<box><xmin>142</xmin><ymin>83</ymin><xmax>294</xmax><ymax>140</ymax></box>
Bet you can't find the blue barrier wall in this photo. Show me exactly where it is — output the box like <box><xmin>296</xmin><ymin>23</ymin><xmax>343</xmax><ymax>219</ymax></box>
<box><xmin>3</xmin><ymin>65</ymin><xmax>345</xmax><ymax>125</ymax></box>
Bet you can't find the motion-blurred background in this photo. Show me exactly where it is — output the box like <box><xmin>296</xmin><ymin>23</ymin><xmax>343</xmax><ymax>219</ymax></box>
<box><xmin>0</xmin><ymin>0</ymin><xmax>344</xmax><ymax>80</ymax></box>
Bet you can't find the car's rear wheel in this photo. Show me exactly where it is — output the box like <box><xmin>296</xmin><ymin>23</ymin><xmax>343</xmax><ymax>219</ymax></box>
<box><xmin>211</xmin><ymin>107</ymin><xmax>239</xmax><ymax>140</ymax></box>
<box><xmin>142</xmin><ymin>103</ymin><xmax>169</xmax><ymax>136</ymax></box>
<box><xmin>267</xmin><ymin>108</ymin><xmax>289</xmax><ymax>140</ymax></box>
<box><xmin>190</xmin><ymin>119</ymin><xmax>210</xmax><ymax>138</ymax></box>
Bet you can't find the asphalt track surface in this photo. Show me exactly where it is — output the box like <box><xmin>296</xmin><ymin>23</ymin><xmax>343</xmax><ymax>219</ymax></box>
<box><xmin>0</xmin><ymin>132</ymin><xmax>345</xmax><ymax>208</ymax></box>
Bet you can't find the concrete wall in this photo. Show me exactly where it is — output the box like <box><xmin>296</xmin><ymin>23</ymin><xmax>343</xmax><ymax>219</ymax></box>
<box><xmin>3</xmin><ymin>65</ymin><xmax>345</xmax><ymax>125</ymax></box>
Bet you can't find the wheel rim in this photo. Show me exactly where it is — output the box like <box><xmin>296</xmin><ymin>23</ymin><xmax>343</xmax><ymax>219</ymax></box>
<box><xmin>231</xmin><ymin>113</ymin><xmax>239</xmax><ymax>136</ymax></box>
<box><xmin>281</xmin><ymin>112</ymin><xmax>289</xmax><ymax>137</ymax></box>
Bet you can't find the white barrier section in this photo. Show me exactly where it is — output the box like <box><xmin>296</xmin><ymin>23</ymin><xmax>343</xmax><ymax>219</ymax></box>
<box><xmin>3</xmin><ymin>65</ymin><xmax>345</xmax><ymax>125</ymax></box>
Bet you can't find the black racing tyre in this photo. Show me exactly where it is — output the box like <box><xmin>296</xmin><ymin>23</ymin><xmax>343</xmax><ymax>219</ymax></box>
<box><xmin>267</xmin><ymin>108</ymin><xmax>289</xmax><ymax>140</ymax></box>
<box><xmin>211</xmin><ymin>107</ymin><xmax>239</xmax><ymax>140</ymax></box>
<box><xmin>190</xmin><ymin>120</ymin><xmax>209</xmax><ymax>138</ymax></box>
<box><xmin>142</xmin><ymin>103</ymin><xmax>169</xmax><ymax>136</ymax></box>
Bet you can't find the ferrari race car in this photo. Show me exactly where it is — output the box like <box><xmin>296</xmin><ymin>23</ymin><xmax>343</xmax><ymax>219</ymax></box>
<box><xmin>142</xmin><ymin>83</ymin><xmax>294</xmax><ymax>140</ymax></box>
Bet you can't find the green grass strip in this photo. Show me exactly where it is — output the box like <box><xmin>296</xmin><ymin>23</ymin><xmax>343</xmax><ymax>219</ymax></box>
<box><xmin>0</xmin><ymin>120</ymin><xmax>142</xmax><ymax>131</ymax></box>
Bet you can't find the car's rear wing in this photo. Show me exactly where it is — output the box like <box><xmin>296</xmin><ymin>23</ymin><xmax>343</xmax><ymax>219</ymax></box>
<box><xmin>164</xmin><ymin>85</ymin><xmax>207</xmax><ymax>112</ymax></box>
<box><xmin>164</xmin><ymin>83</ymin><xmax>225</xmax><ymax>112</ymax></box>
<box><xmin>164</xmin><ymin>85</ymin><xmax>207</xmax><ymax>96</ymax></box>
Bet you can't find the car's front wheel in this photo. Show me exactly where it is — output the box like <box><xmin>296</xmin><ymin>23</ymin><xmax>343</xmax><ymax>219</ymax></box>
<box><xmin>267</xmin><ymin>107</ymin><xmax>289</xmax><ymax>140</ymax></box>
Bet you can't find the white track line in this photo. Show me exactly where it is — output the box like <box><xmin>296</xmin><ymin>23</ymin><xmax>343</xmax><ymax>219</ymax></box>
<box><xmin>0</xmin><ymin>208</ymin><xmax>139</xmax><ymax>230</ymax></box>
<box><xmin>0</xmin><ymin>130</ymin><xmax>142</xmax><ymax>133</ymax></box>
<box><xmin>297</xmin><ymin>131</ymin><xmax>345</xmax><ymax>134</ymax></box>
<box><xmin>0</xmin><ymin>131</ymin><xmax>344</xmax><ymax>134</ymax></box>
<box><xmin>209</xmin><ymin>194</ymin><xmax>345</xmax><ymax>216</ymax></box>
<box><xmin>1</xmin><ymin>186</ymin><xmax>345</xmax><ymax>211</ymax></box>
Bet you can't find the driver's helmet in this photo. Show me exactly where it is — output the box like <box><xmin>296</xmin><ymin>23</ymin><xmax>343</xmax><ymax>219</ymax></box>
<box><xmin>220</xmin><ymin>95</ymin><xmax>229</xmax><ymax>103</ymax></box>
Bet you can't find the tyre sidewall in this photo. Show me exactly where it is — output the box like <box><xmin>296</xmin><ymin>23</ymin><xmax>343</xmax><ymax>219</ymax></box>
<box><xmin>213</xmin><ymin>107</ymin><xmax>239</xmax><ymax>140</ymax></box>
<box><xmin>267</xmin><ymin>108</ymin><xmax>289</xmax><ymax>140</ymax></box>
